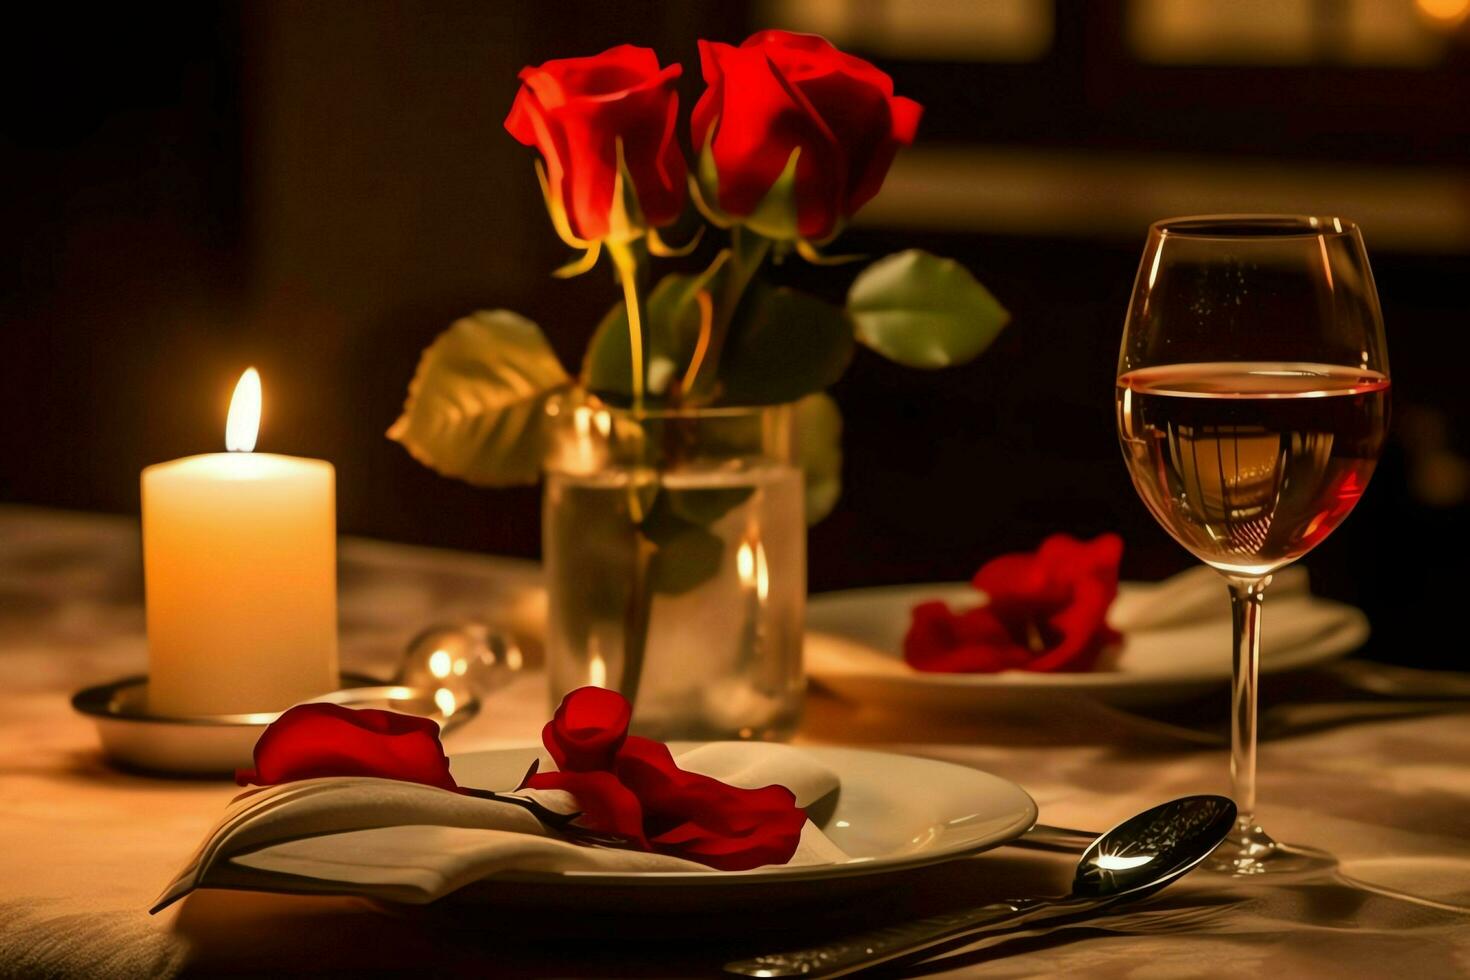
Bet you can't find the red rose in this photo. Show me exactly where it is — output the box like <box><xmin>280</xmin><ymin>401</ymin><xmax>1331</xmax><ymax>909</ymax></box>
<box><xmin>905</xmin><ymin>534</ymin><xmax>1125</xmax><ymax>673</ymax></box>
<box><xmin>236</xmin><ymin>702</ymin><xmax>458</xmax><ymax>791</ymax></box>
<box><xmin>525</xmin><ymin>687</ymin><xmax>806</xmax><ymax>871</ymax></box>
<box><xmin>505</xmin><ymin>45</ymin><xmax>686</xmax><ymax>243</ymax></box>
<box><xmin>691</xmin><ymin>30</ymin><xmax>922</xmax><ymax>241</ymax></box>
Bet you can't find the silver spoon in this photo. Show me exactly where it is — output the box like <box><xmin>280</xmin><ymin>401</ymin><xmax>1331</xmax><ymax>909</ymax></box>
<box><xmin>724</xmin><ymin>795</ymin><xmax>1236</xmax><ymax>979</ymax></box>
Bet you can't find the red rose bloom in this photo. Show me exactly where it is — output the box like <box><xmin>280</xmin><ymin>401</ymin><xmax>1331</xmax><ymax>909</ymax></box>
<box><xmin>905</xmin><ymin>534</ymin><xmax>1125</xmax><ymax>673</ymax></box>
<box><xmin>691</xmin><ymin>30</ymin><xmax>922</xmax><ymax>241</ymax></box>
<box><xmin>525</xmin><ymin>688</ymin><xmax>807</xmax><ymax>871</ymax></box>
<box><xmin>236</xmin><ymin>702</ymin><xmax>457</xmax><ymax>791</ymax></box>
<box><xmin>505</xmin><ymin>45</ymin><xmax>686</xmax><ymax>243</ymax></box>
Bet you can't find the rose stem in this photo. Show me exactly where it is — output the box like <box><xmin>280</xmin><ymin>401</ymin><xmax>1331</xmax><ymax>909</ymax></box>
<box><xmin>687</xmin><ymin>225</ymin><xmax>771</xmax><ymax>401</ymax></box>
<box><xmin>604</xmin><ymin>236</ymin><xmax>657</xmax><ymax>710</ymax></box>
<box><xmin>619</xmin><ymin>534</ymin><xmax>657</xmax><ymax>710</ymax></box>
<box><xmin>606</xmin><ymin>238</ymin><xmax>646</xmax><ymax>413</ymax></box>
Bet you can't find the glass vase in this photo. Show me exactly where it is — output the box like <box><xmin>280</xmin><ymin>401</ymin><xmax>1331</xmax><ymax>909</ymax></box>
<box><xmin>542</xmin><ymin>396</ymin><xmax>806</xmax><ymax>741</ymax></box>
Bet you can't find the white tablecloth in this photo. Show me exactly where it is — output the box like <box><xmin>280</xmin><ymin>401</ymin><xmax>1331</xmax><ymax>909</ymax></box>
<box><xmin>2</xmin><ymin>506</ymin><xmax>1467</xmax><ymax>978</ymax></box>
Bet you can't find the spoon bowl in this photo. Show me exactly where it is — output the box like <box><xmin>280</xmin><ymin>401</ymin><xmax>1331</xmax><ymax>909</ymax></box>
<box><xmin>1074</xmin><ymin>794</ymin><xmax>1238</xmax><ymax>899</ymax></box>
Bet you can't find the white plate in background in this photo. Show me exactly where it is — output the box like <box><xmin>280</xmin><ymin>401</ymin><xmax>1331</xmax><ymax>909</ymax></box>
<box><xmin>806</xmin><ymin>567</ymin><xmax>1369</xmax><ymax>709</ymax></box>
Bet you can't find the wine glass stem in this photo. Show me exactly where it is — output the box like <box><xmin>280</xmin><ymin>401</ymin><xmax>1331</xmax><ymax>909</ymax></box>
<box><xmin>1227</xmin><ymin>575</ymin><xmax>1270</xmax><ymax>825</ymax></box>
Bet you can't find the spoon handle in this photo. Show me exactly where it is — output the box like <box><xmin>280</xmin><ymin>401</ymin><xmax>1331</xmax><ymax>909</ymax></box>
<box><xmin>723</xmin><ymin>896</ymin><xmax>1090</xmax><ymax>978</ymax></box>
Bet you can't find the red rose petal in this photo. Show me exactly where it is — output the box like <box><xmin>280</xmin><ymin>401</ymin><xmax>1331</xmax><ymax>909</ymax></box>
<box><xmin>529</xmin><ymin>708</ymin><xmax>807</xmax><ymax>871</ymax></box>
<box><xmin>543</xmin><ymin>686</ymin><xmax>631</xmax><ymax>772</ymax></box>
<box><xmin>614</xmin><ymin>736</ymin><xmax>807</xmax><ymax>871</ymax></box>
<box><xmin>906</xmin><ymin>534</ymin><xmax>1125</xmax><ymax>675</ymax></box>
<box><xmin>236</xmin><ymin>703</ymin><xmax>458</xmax><ymax>791</ymax></box>
<box><xmin>647</xmin><ymin>784</ymin><xmax>807</xmax><ymax>872</ymax></box>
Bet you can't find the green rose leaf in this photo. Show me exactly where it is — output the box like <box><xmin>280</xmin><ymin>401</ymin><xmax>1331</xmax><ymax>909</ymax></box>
<box><xmin>795</xmin><ymin>392</ymin><xmax>843</xmax><ymax>524</ymax></box>
<box><xmin>649</xmin><ymin>527</ymin><xmax>725</xmax><ymax>596</ymax></box>
<box><xmin>638</xmin><ymin>491</ymin><xmax>727</xmax><ymax>596</ymax></box>
<box><xmin>387</xmin><ymin>310</ymin><xmax>570</xmax><ymax>486</ymax></box>
<box><xmin>720</xmin><ymin>285</ymin><xmax>854</xmax><ymax>405</ymax></box>
<box><xmin>847</xmin><ymin>250</ymin><xmax>1010</xmax><ymax>369</ymax></box>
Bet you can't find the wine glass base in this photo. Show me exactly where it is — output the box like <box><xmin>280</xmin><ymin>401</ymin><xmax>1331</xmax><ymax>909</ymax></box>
<box><xmin>1205</xmin><ymin>817</ymin><xmax>1338</xmax><ymax>878</ymax></box>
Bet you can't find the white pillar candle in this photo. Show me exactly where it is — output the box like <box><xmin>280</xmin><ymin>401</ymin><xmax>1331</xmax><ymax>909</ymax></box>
<box><xmin>142</xmin><ymin>369</ymin><xmax>338</xmax><ymax>716</ymax></box>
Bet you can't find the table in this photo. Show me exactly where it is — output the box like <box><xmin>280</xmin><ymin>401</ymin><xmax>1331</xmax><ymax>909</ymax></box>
<box><xmin>3</xmin><ymin>505</ymin><xmax>1467</xmax><ymax>977</ymax></box>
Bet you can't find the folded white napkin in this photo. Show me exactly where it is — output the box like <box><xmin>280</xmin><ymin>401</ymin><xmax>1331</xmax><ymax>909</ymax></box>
<box><xmin>153</xmin><ymin>742</ymin><xmax>846</xmax><ymax>911</ymax></box>
<box><xmin>1108</xmin><ymin>565</ymin><xmax>1309</xmax><ymax>633</ymax></box>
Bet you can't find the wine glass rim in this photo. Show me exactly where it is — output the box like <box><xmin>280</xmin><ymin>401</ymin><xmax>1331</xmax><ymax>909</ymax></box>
<box><xmin>1152</xmin><ymin>214</ymin><xmax>1360</xmax><ymax>240</ymax></box>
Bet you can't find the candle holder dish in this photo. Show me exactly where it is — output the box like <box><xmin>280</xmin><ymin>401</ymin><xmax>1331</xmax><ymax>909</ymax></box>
<box><xmin>72</xmin><ymin>672</ymin><xmax>479</xmax><ymax>777</ymax></box>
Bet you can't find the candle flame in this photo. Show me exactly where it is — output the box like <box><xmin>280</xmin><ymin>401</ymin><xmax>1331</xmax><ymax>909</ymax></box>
<box><xmin>226</xmin><ymin>368</ymin><xmax>262</xmax><ymax>452</ymax></box>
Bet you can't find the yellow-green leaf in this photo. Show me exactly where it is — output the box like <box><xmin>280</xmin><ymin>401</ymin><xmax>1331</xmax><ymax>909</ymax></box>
<box><xmin>388</xmin><ymin>310</ymin><xmax>570</xmax><ymax>486</ymax></box>
<box><xmin>795</xmin><ymin>392</ymin><xmax>843</xmax><ymax>524</ymax></box>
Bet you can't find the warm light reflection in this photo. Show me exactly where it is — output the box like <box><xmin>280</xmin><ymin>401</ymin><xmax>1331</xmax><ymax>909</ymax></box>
<box><xmin>737</xmin><ymin>540</ymin><xmax>755</xmax><ymax>584</ymax></box>
<box><xmin>737</xmin><ymin>539</ymin><xmax>770</xmax><ymax>602</ymax></box>
<box><xmin>588</xmin><ymin>641</ymin><xmax>607</xmax><ymax>688</ymax></box>
<box><xmin>1095</xmin><ymin>852</ymin><xmax>1155</xmax><ymax>870</ymax></box>
<box><xmin>434</xmin><ymin>687</ymin><xmax>458</xmax><ymax>716</ymax></box>
<box><xmin>755</xmin><ymin>542</ymin><xmax>770</xmax><ymax>602</ymax></box>
<box><xmin>428</xmin><ymin>649</ymin><xmax>453</xmax><ymax>679</ymax></box>
<box><xmin>225</xmin><ymin>368</ymin><xmax>262</xmax><ymax>453</ymax></box>
<box><xmin>1416</xmin><ymin>0</ymin><xmax>1470</xmax><ymax>26</ymax></box>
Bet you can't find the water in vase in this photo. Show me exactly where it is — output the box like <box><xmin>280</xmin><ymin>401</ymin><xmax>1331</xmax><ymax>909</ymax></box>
<box><xmin>544</xmin><ymin>460</ymin><xmax>806</xmax><ymax>741</ymax></box>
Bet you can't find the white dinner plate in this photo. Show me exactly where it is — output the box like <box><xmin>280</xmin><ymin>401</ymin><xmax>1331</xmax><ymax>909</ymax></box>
<box><xmin>439</xmin><ymin>743</ymin><xmax>1036</xmax><ymax>904</ymax></box>
<box><xmin>806</xmin><ymin>568</ymin><xmax>1370</xmax><ymax>709</ymax></box>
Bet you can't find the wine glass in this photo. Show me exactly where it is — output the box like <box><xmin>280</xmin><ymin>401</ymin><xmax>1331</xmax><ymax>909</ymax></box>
<box><xmin>1116</xmin><ymin>215</ymin><xmax>1390</xmax><ymax>876</ymax></box>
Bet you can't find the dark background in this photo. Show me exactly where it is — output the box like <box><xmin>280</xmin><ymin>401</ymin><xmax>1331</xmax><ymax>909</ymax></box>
<box><xmin>4</xmin><ymin>2</ymin><xmax>1467</xmax><ymax>666</ymax></box>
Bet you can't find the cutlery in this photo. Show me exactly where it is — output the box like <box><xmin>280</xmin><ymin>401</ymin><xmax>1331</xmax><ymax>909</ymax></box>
<box><xmin>724</xmin><ymin>795</ymin><xmax>1235</xmax><ymax>979</ymax></box>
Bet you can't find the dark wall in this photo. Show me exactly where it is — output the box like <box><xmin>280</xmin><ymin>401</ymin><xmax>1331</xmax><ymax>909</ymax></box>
<box><xmin>3</xmin><ymin>2</ymin><xmax>1467</xmax><ymax>666</ymax></box>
